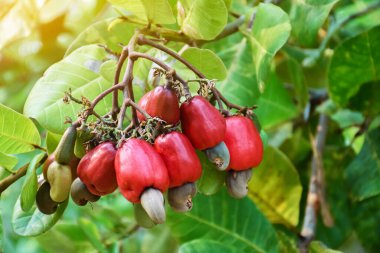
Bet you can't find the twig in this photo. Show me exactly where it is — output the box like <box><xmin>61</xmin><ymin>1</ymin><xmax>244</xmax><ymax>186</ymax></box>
<box><xmin>0</xmin><ymin>153</ymin><xmax>48</xmax><ymax>194</ymax></box>
<box><xmin>299</xmin><ymin>113</ymin><xmax>331</xmax><ymax>253</ymax></box>
<box><xmin>213</xmin><ymin>88</ymin><xmax>246</xmax><ymax>111</ymax></box>
<box><xmin>129</xmin><ymin>52</ymin><xmax>191</xmax><ymax>97</ymax></box>
<box><xmin>137</xmin><ymin>36</ymin><xmax>204</xmax><ymax>78</ymax></box>
<box><xmin>91</xmin><ymin>83</ymin><xmax>124</xmax><ymax>110</ymax></box>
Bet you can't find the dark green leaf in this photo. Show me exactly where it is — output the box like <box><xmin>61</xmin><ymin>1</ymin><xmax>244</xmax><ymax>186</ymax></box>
<box><xmin>328</xmin><ymin>26</ymin><xmax>380</xmax><ymax>106</ymax></box>
<box><xmin>350</xmin><ymin>195</ymin><xmax>380</xmax><ymax>253</ymax></box>
<box><xmin>167</xmin><ymin>189</ymin><xmax>279</xmax><ymax>253</ymax></box>
<box><xmin>315</xmin><ymin>148</ymin><xmax>354</xmax><ymax>248</ymax></box>
<box><xmin>345</xmin><ymin>128</ymin><xmax>380</xmax><ymax>201</ymax></box>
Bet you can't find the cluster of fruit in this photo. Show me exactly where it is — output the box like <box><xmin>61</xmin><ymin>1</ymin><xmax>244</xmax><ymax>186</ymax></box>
<box><xmin>36</xmin><ymin>81</ymin><xmax>263</xmax><ymax>228</ymax></box>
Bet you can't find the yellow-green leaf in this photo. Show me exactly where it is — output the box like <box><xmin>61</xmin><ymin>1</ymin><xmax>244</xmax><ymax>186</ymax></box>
<box><xmin>248</xmin><ymin>146</ymin><xmax>302</xmax><ymax>227</ymax></box>
<box><xmin>182</xmin><ymin>0</ymin><xmax>228</xmax><ymax>40</ymax></box>
<box><xmin>0</xmin><ymin>103</ymin><xmax>41</xmax><ymax>154</ymax></box>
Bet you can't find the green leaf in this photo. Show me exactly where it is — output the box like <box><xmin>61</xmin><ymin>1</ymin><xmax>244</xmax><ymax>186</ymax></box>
<box><xmin>36</xmin><ymin>224</ymin><xmax>93</xmax><ymax>253</ymax></box>
<box><xmin>328</xmin><ymin>26</ymin><xmax>380</xmax><ymax>106</ymax></box>
<box><xmin>284</xmin><ymin>56</ymin><xmax>309</xmax><ymax>109</ymax></box>
<box><xmin>0</xmin><ymin>103</ymin><xmax>41</xmax><ymax>154</ymax></box>
<box><xmin>315</xmin><ymin>148</ymin><xmax>354</xmax><ymax>247</ymax></box>
<box><xmin>66</xmin><ymin>18</ymin><xmax>137</xmax><ymax>56</ymax></box>
<box><xmin>167</xmin><ymin>189</ymin><xmax>279</xmax><ymax>253</ymax></box>
<box><xmin>335</xmin><ymin>0</ymin><xmax>380</xmax><ymax>38</ymax></box>
<box><xmin>218</xmin><ymin>39</ymin><xmax>260</xmax><ymax>106</ymax></box>
<box><xmin>248</xmin><ymin>3</ymin><xmax>291</xmax><ymax>93</ymax></box>
<box><xmin>196</xmin><ymin>151</ymin><xmax>225</xmax><ymax>195</ymax></box>
<box><xmin>345</xmin><ymin>128</ymin><xmax>380</xmax><ymax>202</ymax></box>
<box><xmin>179</xmin><ymin>239</ymin><xmax>239</xmax><ymax>253</ymax></box>
<box><xmin>289</xmin><ymin>0</ymin><xmax>339</xmax><ymax>47</ymax></box>
<box><xmin>276</xmin><ymin>229</ymin><xmax>299</xmax><ymax>253</ymax></box>
<box><xmin>108</xmin><ymin>0</ymin><xmax>175</xmax><ymax>24</ymax></box>
<box><xmin>182</xmin><ymin>0</ymin><xmax>228</xmax><ymax>40</ymax></box>
<box><xmin>78</xmin><ymin>218</ymin><xmax>107</xmax><ymax>253</ymax></box>
<box><xmin>141</xmin><ymin>0</ymin><xmax>176</xmax><ymax>24</ymax></box>
<box><xmin>348</xmin><ymin>82</ymin><xmax>380</xmax><ymax>117</ymax></box>
<box><xmin>248</xmin><ymin>146</ymin><xmax>302</xmax><ymax>227</ymax></box>
<box><xmin>0</xmin><ymin>152</ymin><xmax>18</xmax><ymax>173</ymax></box>
<box><xmin>20</xmin><ymin>153</ymin><xmax>45</xmax><ymax>212</ymax></box>
<box><xmin>141</xmin><ymin>226</ymin><xmax>178</xmax><ymax>253</ymax></box>
<box><xmin>12</xmin><ymin>197</ymin><xmax>68</xmax><ymax>236</ymax></box>
<box><xmin>330</xmin><ymin>109</ymin><xmax>365</xmax><ymax>129</ymax></box>
<box><xmin>175</xmin><ymin>47</ymin><xmax>227</xmax><ymax>80</ymax></box>
<box><xmin>46</xmin><ymin>131</ymin><xmax>61</xmax><ymax>155</ymax></box>
<box><xmin>255</xmin><ymin>73</ymin><xmax>298</xmax><ymax>129</ymax></box>
<box><xmin>309</xmin><ymin>241</ymin><xmax>342</xmax><ymax>253</ymax></box>
<box><xmin>24</xmin><ymin>45</ymin><xmax>114</xmax><ymax>134</ymax></box>
<box><xmin>350</xmin><ymin>195</ymin><xmax>380</xmax><ymax>252</ymax></box>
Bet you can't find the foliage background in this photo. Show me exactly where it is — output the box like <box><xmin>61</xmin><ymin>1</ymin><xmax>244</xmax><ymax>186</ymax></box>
<box><xmin>1</xmin><ymin>0</ymin><xmax>380</xmax><ymax>252</ymax></box>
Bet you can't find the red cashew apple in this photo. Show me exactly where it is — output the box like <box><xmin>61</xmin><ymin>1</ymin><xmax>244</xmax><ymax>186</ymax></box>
<box><xmin>224</xmin><ymin>116</ymin><xmax>263</xmax><ymax>170</ymax></box>
<box><xmin>155</xmin><ymin>131</ymin><xmax>202</xmax><ymax>187</ymax></box>
<box><xmin>115</xmin><ymin>138</ymin><xmax>170</xmax><ymax>203</ymax></box>
<box><xmin>180</xmin><ymin>96</ymin><xmax>226</xmax><ymax>150</ymax></box>
<box><xmin>77</xmin><ymin>142</ymin><xmax>118</xmax><ymax>196</ymax></box>
<box><xmin>137</xmin><ymin>86</ymin><xmax>180</xmax><ymax>124</ymax></box>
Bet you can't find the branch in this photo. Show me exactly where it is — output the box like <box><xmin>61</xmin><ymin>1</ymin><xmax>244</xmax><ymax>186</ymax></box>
<box><xmin>0</xmin><ymin>153</ymin><xmax>48</xmax><ymax>194</ymax></box>
<box><xmin>118</xmin><ymin>32</ymin><xmax>140</xmax><ymax>128</ymax></box>
<box><xmin>299</xmin><ymin>113</ymin><xmax>332</xmax><ymax>253</ymax></box>
<box><xmin>112</xmin><ymin>48</ymin><xmax>129</xmax><ymax>119</ymax></box>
